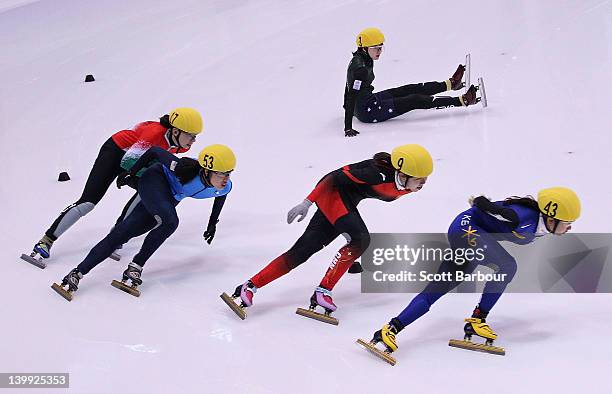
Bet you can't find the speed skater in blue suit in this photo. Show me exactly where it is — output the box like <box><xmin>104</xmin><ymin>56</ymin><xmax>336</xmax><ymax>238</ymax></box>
<box><xmin>358</xmin><ymin>187</ymin><xmax>581</xmax><ymax>362</ymax></box>
<box><xmin>52</xmin><ymin>144</ymin><xmax>236</xmax><ymax>300</ymax></box>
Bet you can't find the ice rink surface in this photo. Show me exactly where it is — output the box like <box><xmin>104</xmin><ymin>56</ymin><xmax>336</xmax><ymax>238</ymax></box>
<box><xmin>1</xmin><ymin>0</ymin><xmax>611</xmax><ymax>393</ymax></box>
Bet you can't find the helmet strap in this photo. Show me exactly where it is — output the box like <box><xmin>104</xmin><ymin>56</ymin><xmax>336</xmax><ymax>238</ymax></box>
<box><xmin>394</xmin><ymin>170</ymin><xmax>410</xmax><ymax>190</ymax></box>
<box><xmin>544</xmin><ymin>216</ymin><xmax>561</xmax><ymax>234</ymax></box>
<box><xmin>168</xmin><ymin>128</ymin><xmax>185</xmax><ymax>150</ymax></box>
<box><xmin>200</xmin><ymin>169</ymin><xmax>213</xmax><ymax>187</ymax></box>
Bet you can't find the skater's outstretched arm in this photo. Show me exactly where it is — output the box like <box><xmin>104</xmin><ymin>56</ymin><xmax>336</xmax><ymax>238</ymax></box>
<box><xmin>203</xmin><ymin>195</ymin><xmax>227</xmax><ymax>244</ymax></box>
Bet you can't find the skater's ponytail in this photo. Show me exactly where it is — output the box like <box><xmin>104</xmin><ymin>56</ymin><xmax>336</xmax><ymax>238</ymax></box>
<box><xmin>503</xmin><ymin>195</ymin><xmax>539</xmax><ymax>211</ymax></box>
<box><xmin>373</xmin><ymin>152</ymin><xmax>393</xmax><ymax>169</ymax></box>
<box><xmin>159</xmin><ymin>114</ymin><xmax>171</xmax><ymax>129</ymax></box>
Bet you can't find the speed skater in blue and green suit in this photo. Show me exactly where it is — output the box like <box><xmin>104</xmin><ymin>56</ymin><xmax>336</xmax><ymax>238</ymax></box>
<box><xmin>52</xmin><ymin>144</ymin><xmax>237</xmax><ymax>299</ymax></box>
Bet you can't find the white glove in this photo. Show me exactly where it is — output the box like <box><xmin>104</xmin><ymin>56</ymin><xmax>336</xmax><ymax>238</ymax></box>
<box><xmin>287</xmin><ymin>199</ymin><xmax>313</xmax><ymax>224</ymax></box>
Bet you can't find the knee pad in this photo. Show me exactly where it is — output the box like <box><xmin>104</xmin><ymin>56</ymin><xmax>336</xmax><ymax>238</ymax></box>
<box><xmin>349</xmin><ymin>232</ymin><xmax>371</xmax><ymax>254</ymax></box>
<box><xmin>153</xmin><ymin>214</ymin><xmax>179</xmax><ymax>232</ymax></box>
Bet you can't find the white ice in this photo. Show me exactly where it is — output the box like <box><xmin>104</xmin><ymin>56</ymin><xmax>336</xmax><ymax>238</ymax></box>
<box><xmin>1</xmin><ymin>0</ymin><xmax>611</xmax><ymax>393</ymax></box>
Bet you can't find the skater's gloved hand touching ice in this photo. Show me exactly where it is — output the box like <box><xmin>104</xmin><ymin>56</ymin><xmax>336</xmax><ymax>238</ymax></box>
<box><xmin>344</xmin><ymin>128</ymin><xmax>360</xmax><ymax>137</ymax></box>
<box><xmin>287</xmin><ymin>199</ymin><xmax>312</xmax><ymax>224</ymax></box>
<box><xmin>116</xmin><ymin>171</ymin><xmax>136</xmax><ymax>189</ymax></box>
<box><xmin>203</xmin><ymin>219</ymin><xmax>218</xmax><ymax>244</ymax></box>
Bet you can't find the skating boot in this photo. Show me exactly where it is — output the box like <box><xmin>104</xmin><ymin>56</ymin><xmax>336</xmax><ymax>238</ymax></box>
<box><xmin>20</xmin><ymin>236</ymin><xmax>54</xmax><ymax>269</ymax></box>
<box><xmin>111</xmin><ymin>262</ymin><xmax>143</xmax><ymax>297</ymax></box>
<box><xmin>357</xmin><ymin>321</ymin><xmax>400</xmax><ymax>365</ymax></box>
<box><xmin>220</xmin><ymin>280</ymin><xmax>257</xmax><ymax>320</ymax></box>
<box><xmin>295</xmin><ymin>287</ymin><xmax>339</xmax><ymax>325</ymax></box>
<box><xmin>51</xmin><ymin>268</ymin><xmax>83</xmax><ymax>301</ymax></box>
<box><xmin>460</xmin><ymin>80</ymin><xmax>488</xmax><ymax>108</ymax></box>
<box><xmin>449</xmin><ymin>64</ymin><xmax>466</xmax><ymax>90</ymax></box>
<box><xmin>449</xmin><ymin>306</ymin><xmax>505</xmax><ymax>355</ymax></box>
<box><xmin>460</xmin><ymin>84</ymin><xmax>479</xmax><ymax>106</ymax></box>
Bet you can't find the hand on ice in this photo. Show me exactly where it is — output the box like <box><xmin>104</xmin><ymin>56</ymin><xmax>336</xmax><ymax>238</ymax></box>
<box><xmin>287</xmin><ymin>199</ymin><xmax>312</xmax><ymax>224</ymax></box>
<box><xmin>203</xmin><ymin>220</ymin><xmax>218</xmax><ymax>244</ymax></box>
<box><xmin>344</xmin><ymin>128</ymin><xmax>359</xmax><ymax>137</ymax></box>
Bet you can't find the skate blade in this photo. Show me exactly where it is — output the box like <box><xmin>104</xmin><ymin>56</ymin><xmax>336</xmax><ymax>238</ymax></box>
<box><xmin>20</xmin><ymin>253</ymin><xmax>46</xmax><ymax>269</ymax></box>
<box><xmin>478</xmin><ymin>77</ymin><xmax>488</xmax><ymax>108</ymax></box>
<box><xmin>356</xmin><ymin>339</ymin><xmax>396</xmax><ymax>366</ymax></box>
<box><xmin>464</xmin><ymin>53</ymin><xmax>471</xmax><ymax>90</ymax></box>
<box><xmin>111</xmin><ymin>280</ymin><xmax>140</xmax><ymax>297</ymax></box>
<box><xmin>51</xmin><ymin>283</ymin><xmax>73</xmax><ymax>301</ymax></box>
<box><xmin>220</xmin><ymin>292</ymin><xmax>246</xmax><ymax>320</ymax></box>
<box><xmin>448</xmin><ymin>339</ymin><xmax>505</xmax><ymax>356</ymax></box>
<box><xmin>109</xmin><ymin>252</ymin><xmax>121</xmax><ymax>261</ymax></box>
<box><xmin>295</xmin><ymin>307</ymin><xmax>339</xmax><ymax>326</ymax></box>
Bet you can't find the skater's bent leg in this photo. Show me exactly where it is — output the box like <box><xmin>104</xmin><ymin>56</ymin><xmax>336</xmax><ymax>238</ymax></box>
<box><xmin>45</xmin><ymin>201</ymin><xmax>95</xmax><ymax>241</ymax></box>
<box><xmin>77</xmin><ymin>205</ymin><xmax>156</xmax><ymax>275</ymax></box>
<box><xmin>393</xmin><ymin>291</ymin><xmax>446</xmax><ymax>331</ymax></box>
<box><xmin>44</xmin><ymin>138</ymin><xmax>124</xmax><ymax>240</ymax></box>
<box><xmin>250</xmin><ymin>210</ymin><xmax>336</xmax><ymax>288</ymax></box>
<box><xmin>319</xmin><ymin>212</ymin><xmax>370</xmax><ymax>290</ymax></box>
<box><xmin>114</xmin><ymin>192</ymin><xmax>141</xmax><ymax>226</ymax></box>
<box><xmin>391</xmin><ymin>257</ymin><xmax>475</xmax><ymax>330</ymax></box>
<box><xmin>477</xmin><ymin>247</ymin><xmax>518</xmax><ymax>313</ymax></box>
<box><xmin>131</xmin><ymin>207</ymin><xmax>178</xmax><ymax>267</ymax></box>
<box><xmin>130</xmin><ymin>168</ymin><xmax>180</xmax><ymax>267</ymax></box>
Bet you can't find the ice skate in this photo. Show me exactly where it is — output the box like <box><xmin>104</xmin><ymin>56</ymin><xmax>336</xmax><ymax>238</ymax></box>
<box><xmin>449</xmin><ymin>64</ymin><xmax>466</xmax><ymax>90</ymax></box>
<box><xmin>464</xmin><ymin>53</ymin><xmax>472</xmax><ymax>89</ymax></box>
<box><xmin>295</xmin><ymin>287</ymin><xmax>339</xmax><ymax>325</ymax></box>
<box><xmin>111</xmin><ymin>262</ymin><xmax>142</xmax><ymax>297</ymax></box>
<box><xmin>356</xmin><ymin>323</ymin><xmax>398</xmax><ymax>366</ymax></box>
<box><xmin>51</xmin><ymin>268</ymin><xmax>82</xmax><ymax>302</ymax></box>
<box><xmin>20</xmin><ymin>237</ymin><xmax>54</xmax><ymax>269</ymax></box>
<box><xmin>460</xmin><ymin>80</ymin><xmax>487</xmax><ymax>108</ymax></box>
<box><xmin>460</xmin><ymin>84</ymin><xmax>479</xmax><ymax>106</ymax></box>
<box><xmin>220</xmin><ymin>280</ymin><xmax>257</xmax><ymax>320</ymax></box>
<box><xmin>449</xmin><ymin>308</ymin><xmax>505</xmax><ymax>355</ymax></box>
<box><xmin>477</xmin><ymin>76</ymin><xmax>488</xmax><ymax>107</ymax></box>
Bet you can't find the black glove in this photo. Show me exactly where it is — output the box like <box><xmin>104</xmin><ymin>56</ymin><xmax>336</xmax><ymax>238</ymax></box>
<box><xmin>345</xmin><ymin>128</ymin><xmax>360</xmax><ymax>137</ymax></box>
<box><xmin>116</xmin><ymin>171</ymin><xmax>136</xmax><ymax>189</ymax></box>
<box><xmin>203</xmin><ymin>220</ymin><xmax>218</xmax><ymax>244</ymax></box>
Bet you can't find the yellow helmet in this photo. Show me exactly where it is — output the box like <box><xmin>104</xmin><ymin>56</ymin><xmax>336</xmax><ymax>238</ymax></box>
<box><xmin>169</xmin><ymin>107</ymin><xmax>203</xmax><ymax>135</ymax></box>
<box><xmin>356</xmin><ymin>27</ymin><xmax>385</xmax><ymax>47</ymax></box>
<box><xmin>198</xmin><ymin>144</ymin><xmax>236</xmax><ymax>172</ymax></box>
<box><xmin>537</xmin><ymin>187</ymin><xmax>581</xmax><ymax>222</ymax></box>
<box><xmin>390</xmin><ymin>144</ymin><xmax>433</xmax><ymax>177</ymax></box>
